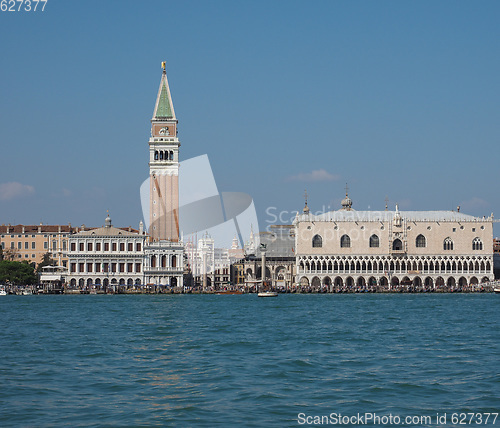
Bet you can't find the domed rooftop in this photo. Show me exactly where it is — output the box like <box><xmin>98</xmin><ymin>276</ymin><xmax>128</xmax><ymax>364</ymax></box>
<box><xmin>341</xmin><ymin>189</ymin><xmax>353</xmax><ymax>210</ymax></box>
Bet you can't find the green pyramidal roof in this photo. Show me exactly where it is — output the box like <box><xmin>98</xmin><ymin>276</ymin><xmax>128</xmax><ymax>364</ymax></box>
<box><xmin>155</xmin><ymin>82</ymin><xmax>173</xmax><ymax>118</ymax></box>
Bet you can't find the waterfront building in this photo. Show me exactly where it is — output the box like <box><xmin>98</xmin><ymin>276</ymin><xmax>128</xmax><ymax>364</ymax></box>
<box><xmin>66</xmin><ymin>215</ymin><xmax>147</xmax><ymax>289</ymax></box>
<box><xmin>143</xmin><ymin>240</ymin><xmax>184</xmax><ymax>287</ymax></box>
<box><xmin>184</xmin><ymin>234</ymin><xmax>244</xmax><ymax>288</ymax></box>
<box><xmin>494</xmin><ymin>238</ymin><xmax>500</xmax><ymax>278</ymax></box>
<box><xmin>243</xmin><ymin>225</ymin><xmax>296</xmax><ymax>290</ymax></box>
<box><xmin>0</xmin><ymin>223</ymin><xmax>78</xmax><ymax>267</ymax></box>
<box><xmin>294</xmin><ymin>192</ymin><xmax>495</xmax><ymax>291</ymax></box>
<box><xmin>143</xmin><ymin>62</ymin><xmax>184</xmax><ymax>287</ymax></box>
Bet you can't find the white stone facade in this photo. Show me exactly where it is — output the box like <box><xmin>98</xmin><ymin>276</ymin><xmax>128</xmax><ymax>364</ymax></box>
<box><xmin>294</xmin><ymin>201</ymin><xmax>494</xmax><ymax>290</ymax></box>
<box><xmin>143</xmin><ymin>240</ymin><xmax>184</xmax><ymax>287</ymax></box>
<box><xmin>67</xmin><ymin>217</ymin><xmax>147</xmax><ymax>289</ymax></box>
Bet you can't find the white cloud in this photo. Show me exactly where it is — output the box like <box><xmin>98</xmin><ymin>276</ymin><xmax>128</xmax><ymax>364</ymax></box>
<box><xmin>286</xmin><ymin>169</ymin><xmax>340</xmax><ymax>182</ymax></box>
<box><xmin>0</xmin><ymin>182</ymin><xmax>35</xmax><ymax>201</ymax></box>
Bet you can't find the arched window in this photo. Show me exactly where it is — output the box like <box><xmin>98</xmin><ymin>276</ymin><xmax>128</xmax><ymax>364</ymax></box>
<box><xmin>443</xmin><ymin>237</ymin><xmax>453</xmax><ymax>251</ymax></box>
<box><xmin>170</xmin><ymin>151</ymin><xmax>174</xmax><ymax>160</ymax></box>
<box><xmin>472</xmin><ymin>237</ymin><xmax>483</xmax><ymax>251</ymax></box>
<box><xmin>172</xmin><ymin>255</ymin><xmax>177</xmax><ymax>268</ymax></box>
<box><xmin>154</xmin><ymin>150</ymin><xmax>159</xmax><ymax>160</ymax></box>
<box><xmin>312</xmin><ymin>234</ymin><xmax>323</xmax><ymax>248</ymax></box>
<box><xmin>416</xmin><ymin>234</ymin><xmax>426</xmax><ymax>248</ymax></box>
<box><xmin>159</xmin><ymin>151</ymin><xmax>164</xmax><ymax>160</ymax></box>
<box><xmin>392</xmin><ymin>239</ymin><xmax>403</xmax><ymax>251</ymax></box>
<box><xmin>151</xmin><ymin>255</ymin><xmax>156</xmax><ymax>268</ymax></box>
<box><xmin>369</xmin><ymin>234</ymin><xmax>379</xmax><ymax>248</ymax></box>
<box><xmin>340</xmin><ymin>234</ymin><xmax>351</xmax><ymax>248</ymax></box>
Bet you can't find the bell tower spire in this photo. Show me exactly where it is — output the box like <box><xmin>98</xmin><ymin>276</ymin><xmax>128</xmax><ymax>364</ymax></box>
<box><xmin>148</xmin><ymin>62</ymin><xmax>180</xmax><ymax>242</ymax></box>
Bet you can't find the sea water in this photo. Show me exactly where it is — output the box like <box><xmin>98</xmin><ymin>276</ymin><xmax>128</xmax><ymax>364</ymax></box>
<box><xmin>0</xmin><ymin>294</ymin><xmax>498</xmax><ymax>427</ymax></box>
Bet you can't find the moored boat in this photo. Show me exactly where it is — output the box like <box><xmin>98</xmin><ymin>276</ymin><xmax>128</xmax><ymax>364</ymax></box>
<box><xmin>216</xmin><ymin>290</ymin><xmax>244</xmax><ymax>295</ymax></box>
<box><xmin>258</xmin><ymin>291</ymin><xmax>278</xmax><ymax>297</ymax></box>
<box><xmin>494</xmin><ymin>287</ymin><xmax>500</xmax><ymax>294</ymax></box>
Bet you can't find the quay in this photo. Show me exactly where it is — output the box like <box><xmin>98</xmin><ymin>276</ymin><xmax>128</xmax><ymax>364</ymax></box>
<box><xmin>0</xmin><ymin>281</ymin><xmax>498</xmax><ymax>295</ymax></box>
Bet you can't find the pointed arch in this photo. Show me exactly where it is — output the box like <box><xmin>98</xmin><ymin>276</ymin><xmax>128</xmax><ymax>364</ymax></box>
<box><xmin>392</xmin><ymin>239</ymin><xmax>403</xmax><ymax>250</ymax></box>
<box><xmin>472</xmin><ymin>237</ymin><xmax>483</xmax><ymax>251</ymax></box>
<box><xmin>312</xmin><ymin>234</ymin><xmax>323</xmax><ymax>248</ymax></box>
<box><xmin>341</xmin><ymin>234</ymin><xmax>351</xmax><ymax>248</ymax></box>
<box><xmin>416</xmin><ymin>234</ymin><xmax>426</xmax><ymax>248</ymax></box>
<box><xmin>443</xmin><ymin>237</ymin><xmax>454</xmax><ymax>251</ymax></box>
<box><xmin>369</xmin><ymin>234</ymin><xmax>379</xmax><ymax>248</ymax></box>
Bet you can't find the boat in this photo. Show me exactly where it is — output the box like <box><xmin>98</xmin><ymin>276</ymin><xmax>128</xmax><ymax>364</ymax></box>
<box><xmin>216</xmin><ymin>290</ymin><xmax>244</xmax><ymax>295</ymax></box>
<box><xmin>258</xmin><ymin>291</ymin><xmax>278</xmax><ymax>297</ymax></box>
<box><xmin>494</xmin><ymin>287</ymin><xmax>500</xmax><ymax>294</ymax></box>
<box><xmin>0</xmin><ymin>289</ymin><xmax>7</xmax><ymax>296</ymax></box>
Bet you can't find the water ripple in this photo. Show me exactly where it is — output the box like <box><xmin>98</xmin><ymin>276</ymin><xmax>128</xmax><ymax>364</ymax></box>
<box><xmin>0</xmin><ymin>294</ymin><xmax>498</xmax><ymax>427</ymax></box>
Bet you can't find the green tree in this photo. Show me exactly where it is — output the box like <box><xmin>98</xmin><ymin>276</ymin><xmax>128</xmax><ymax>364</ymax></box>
<box><xmin>0</xmin><ymin>260</ymin><xmax>37</xmax><ymax>285</ymax></box>
<box><xmin>36</xmin><ymin>252</ymin><xmax>56</xmax><ymax>274</ymax></box>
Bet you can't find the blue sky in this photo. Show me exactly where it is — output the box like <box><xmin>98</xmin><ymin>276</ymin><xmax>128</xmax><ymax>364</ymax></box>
<box><xmin>1</xmin><ymin>0</ymin><xmax>499</xmax><ymax>236</ymax></box>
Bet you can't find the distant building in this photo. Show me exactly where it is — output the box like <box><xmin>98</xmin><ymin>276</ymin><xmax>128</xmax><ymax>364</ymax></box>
<box><xmin>243</xmin><ymin>225</ymin><xmax>296</xmax><ymax>290</ymax></box>
<box><xmin>294</xmin><ymin>192</ymin><xmax>494</xmax><ymax>290</ymax></box>
<box><xmin>66</xmin><ymin>215</ymin><xmax>147</xmax><ymax>289</ymax></box>
<box><xmin>185</xmin><ymin>234</ymin><xmax>244</xmax><ymax>288</ymax></box>
<box><xmin>0</xmin><ymin>223</ymin><xmax>79</xmax><ymax>267</ymax></box>
<box><xmin>494</xmin><ymin>238</ymin><xmax>500</xmax><ymax>279</ymax></box>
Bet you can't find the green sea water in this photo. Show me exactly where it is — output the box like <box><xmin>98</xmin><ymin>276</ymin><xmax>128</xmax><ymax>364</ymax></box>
<box><xmin>0</xmin><ymin>294</ymin><xmax>498</xmax><ymax>427</ymax></box>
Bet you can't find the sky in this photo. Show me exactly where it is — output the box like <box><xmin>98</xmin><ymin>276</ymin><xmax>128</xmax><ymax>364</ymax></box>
<box><xmin>1</xmin><ymin>0</ymin><xmax>499</xmax><ymax>238</ymax></box>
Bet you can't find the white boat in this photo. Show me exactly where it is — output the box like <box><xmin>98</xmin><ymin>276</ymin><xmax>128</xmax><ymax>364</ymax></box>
<box><xmin>21</xmin><ymin>288</ymin><xmax>33</xmax><ymax>295</ymax></box>
<box><xmin>494</xmin><ymin>287</ymin><xmax>500</xmax><ymax>294</ymax></box>
<box><xmin>0</xmin><ymin>289</ymin><xmax>7</xmax><ymax>296</ymax></box>
<box><xmin>258</xmin><ymin>291</ymin><xmax>278</xmax><ymax>297</ymax></box>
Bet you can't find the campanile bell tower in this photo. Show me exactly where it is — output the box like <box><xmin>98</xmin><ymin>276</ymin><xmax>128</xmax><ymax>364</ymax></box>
<box><xmin>149</xmin><ymin>62</ymin><xmax>180</xmax><ymax>242</ymax></box>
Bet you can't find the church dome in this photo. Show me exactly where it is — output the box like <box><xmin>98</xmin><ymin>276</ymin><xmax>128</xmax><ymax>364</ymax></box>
<box><xmin>341</xmin><ymin>195</ymin><xmax>352</xmax><ymax>210</ymax></box>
